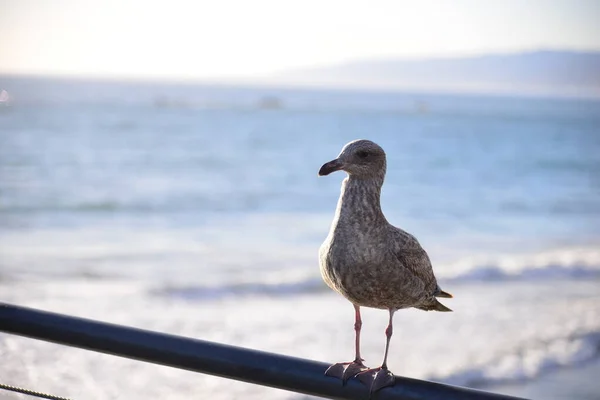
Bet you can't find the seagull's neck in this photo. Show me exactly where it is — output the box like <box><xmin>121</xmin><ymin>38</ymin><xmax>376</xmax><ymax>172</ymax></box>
<box><xmin>333</xmin><ymin>175</ymin><xmax>386</xmax><ymax>226</ymax></box>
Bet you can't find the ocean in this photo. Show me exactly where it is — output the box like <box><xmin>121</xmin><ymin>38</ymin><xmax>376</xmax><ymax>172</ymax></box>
<box><xmin>0</xmin><ymin>76</ymin><xmax>599</xmax><ymax>400</ymax></box>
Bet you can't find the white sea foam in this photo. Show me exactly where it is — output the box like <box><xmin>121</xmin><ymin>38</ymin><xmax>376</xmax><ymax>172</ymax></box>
<box><xmin>3</xmin><ymin>223</ymin><xmax>599</xmax><ymax>289</ymax></box>
<box><xmin>438</xmin><ymin>244</ymin><xmax>600</xmax><ymax>282</ymax></box>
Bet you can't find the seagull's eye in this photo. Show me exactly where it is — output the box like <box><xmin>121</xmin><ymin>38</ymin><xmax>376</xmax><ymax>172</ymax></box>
<box><xmin>356</xmin><ymin>150</ymin><xmax>369</xmax><ymax>159</ymax></box>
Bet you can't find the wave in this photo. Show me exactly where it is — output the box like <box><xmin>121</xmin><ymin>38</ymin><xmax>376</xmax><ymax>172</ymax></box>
<box><xmin>432</xmin><ymin>331</ymin><xmax>600</xmax><ymax>388</ymax></box>
<box><xmin>154</xmin><ymin>262</ymin><xmax>600</xmax><ymax>303</ymax></box>
<box><xmin>440</xmin><ymin>246</ymin><xmax>600</xmax><ymax>283</ymax></box>
<box><xmin>442</xmin><ymin>263</ymin><xmax>600</xmax><ymax>283</ymax></box>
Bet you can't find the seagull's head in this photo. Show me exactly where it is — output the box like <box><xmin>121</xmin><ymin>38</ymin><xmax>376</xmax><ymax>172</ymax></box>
<box><xmin>318</xmin><ymin>139</ymin><xmax>387</xmax><ymax>179</ymax></box>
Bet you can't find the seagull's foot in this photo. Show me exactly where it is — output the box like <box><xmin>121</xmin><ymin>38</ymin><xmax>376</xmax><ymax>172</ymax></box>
<box><xmin>325</xmin><ymin>359</ymin><xmax>369</xmax><ymax>384</ymax></box>
<box><xmin>356</xmin><ymin>366</ymin><xmax>396</xmax><ymax>393</ymax></box>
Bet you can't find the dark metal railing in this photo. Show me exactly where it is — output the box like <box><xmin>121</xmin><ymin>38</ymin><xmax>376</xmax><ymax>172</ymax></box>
<box><xmin>0</xmin><ymin>303</ymin><xmax>526</xmax><ymax>400</ymax></box>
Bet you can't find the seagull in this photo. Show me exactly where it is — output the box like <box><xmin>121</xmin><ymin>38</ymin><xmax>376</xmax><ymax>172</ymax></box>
<box><xmin>318</xmin><ymin>139</ymin><xmax>453</xmax><ymax>393</ymax></box>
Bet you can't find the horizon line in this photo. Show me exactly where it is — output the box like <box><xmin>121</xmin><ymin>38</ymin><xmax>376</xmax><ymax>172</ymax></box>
<box><xmin>2</xmin><ymin>47</ymin><xmax>600</xmax><ymax>84</ymax></box>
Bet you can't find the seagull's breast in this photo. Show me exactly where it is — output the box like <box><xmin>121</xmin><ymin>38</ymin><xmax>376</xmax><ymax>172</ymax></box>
<box><xmin>319</xmin><ymin>222</ymin><xmax>387</xmax><ymax>290</ymax></box>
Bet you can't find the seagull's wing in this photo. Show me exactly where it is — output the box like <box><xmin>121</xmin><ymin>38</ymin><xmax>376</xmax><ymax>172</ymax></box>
<box><xmin>388</xmin><ymin>226</ymin><xmax>439</xmax><ymax>295</ymax></box>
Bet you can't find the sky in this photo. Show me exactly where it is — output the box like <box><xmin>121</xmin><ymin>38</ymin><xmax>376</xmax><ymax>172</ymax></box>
<box><xmin>1</xmin><ymin>0</ymin><xmax>599</xmax><ymax>81</ymax></box>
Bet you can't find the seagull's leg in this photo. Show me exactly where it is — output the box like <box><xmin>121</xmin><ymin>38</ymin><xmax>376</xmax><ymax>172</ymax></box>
<box><xmin>356</xmin><ymin>309</ymin><xmax>396</xmax><ymax>393</ymax></box>
<box><xmin>380</xmin><ymin>309</ymin><xmax>394</xmax><ymax>369</ymax></box>
<box><xmin>346</xmin><ymin>305</ymin><xmax>368</xmax><ymax>378</ymax></box>
<box><xmin>325</xmin><ymin>304</ymin><xmax>368</xmax><ymax>383</ymax></box>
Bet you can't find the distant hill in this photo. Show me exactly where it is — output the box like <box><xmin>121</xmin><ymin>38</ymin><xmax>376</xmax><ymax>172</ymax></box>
<box><xmin>273</xmin><ymin>50</ymin><xmax>600</xmax><ymax>97</ymax></box>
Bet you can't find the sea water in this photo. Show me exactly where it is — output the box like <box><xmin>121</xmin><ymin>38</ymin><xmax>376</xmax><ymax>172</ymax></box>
<box><xmin>1</xmin><ymin>76</ymin><xmax>599</xmax><ymax>399</ymax></box>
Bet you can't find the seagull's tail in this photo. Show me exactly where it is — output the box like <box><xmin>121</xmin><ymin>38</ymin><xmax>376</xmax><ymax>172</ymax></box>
<box><xmin>435</xmin><ymin>289</ymin><xmax>453</xmax><ymax>298</ymax></box>
<box><xmin>416</xmin><ymin>298</ymin><xmax>453</xmax><ymax>312</ymax></box>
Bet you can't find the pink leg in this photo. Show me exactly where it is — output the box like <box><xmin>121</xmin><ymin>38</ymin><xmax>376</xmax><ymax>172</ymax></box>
<box><xmin>353</xmin><ymin>304</ymin><xmax>363</xmax><ymax>362</ymax></box>
<box><xmin>356</xmin><ymin>309</ymin><xmax>396</xmax><ymax>393</ymax></box>
<box><xmin>325</xmin><ymin>304</ymin><xmax>368</xmax><ymax>383</ymax></box>
<box><xmin>381</xmin><ymin>309</ymin><xmax>394</xmax><ymax>368</ymax></box>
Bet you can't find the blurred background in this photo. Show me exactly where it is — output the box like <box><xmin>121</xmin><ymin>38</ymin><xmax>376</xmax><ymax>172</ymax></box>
<box><xmin>1</xmin><ymin>1</ymin><xmax>599</xmax><ymax>399</ymax></box>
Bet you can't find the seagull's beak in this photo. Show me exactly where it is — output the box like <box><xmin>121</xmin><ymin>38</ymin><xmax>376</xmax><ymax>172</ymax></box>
<box><xmin>318</xmin><ymin>159</ymin><xmax>343</xmax><ymax>176</ymax></box>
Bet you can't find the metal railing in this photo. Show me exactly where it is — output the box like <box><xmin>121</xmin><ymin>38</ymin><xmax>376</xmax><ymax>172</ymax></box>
<box><xmin>0</xmin><ymin>303</ymin><xmax>526</xmax><ymax>400</ymax></box>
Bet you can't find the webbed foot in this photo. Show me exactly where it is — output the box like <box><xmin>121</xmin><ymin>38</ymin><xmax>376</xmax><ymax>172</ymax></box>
<box><xmin>356</xmin><ymin>366</ymin><xmax>395</xmax><ymax>393</ymax></box>
<box><xmin>325</xmin><ymin>359</ymin><xmax>369</xmax><ymax>384</ymax></box>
